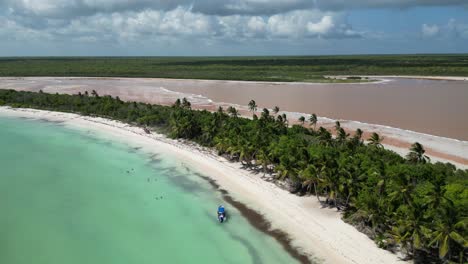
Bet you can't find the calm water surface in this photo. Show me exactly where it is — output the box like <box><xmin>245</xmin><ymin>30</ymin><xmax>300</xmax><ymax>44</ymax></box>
<box><xmin>2</xmin><ymin>77</ymin><xmax>465</xmax><ymax>140</ymax></box>
<box><xmin>167</xmin><ymin>78</ymin><xmax>468</xmax><ymax>141</ymax></box>
<box><xmin>0</xmin><ymin>77</ymin><xmax>468</xmax><ymax>141</ymax></box>
<box><xmin>0</xmin><ymin>116</ymin><xmax>299</xmax><ymax>264</ymax></box>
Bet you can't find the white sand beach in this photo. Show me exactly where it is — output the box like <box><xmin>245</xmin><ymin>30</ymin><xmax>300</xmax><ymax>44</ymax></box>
<box><xmin>0</xmin><ymin>106</ymin><xmax>411</xmax><ymax>264</ymax></box>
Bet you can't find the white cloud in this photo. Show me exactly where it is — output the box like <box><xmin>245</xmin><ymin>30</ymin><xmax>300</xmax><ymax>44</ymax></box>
<box><xmin>246</xmin><ymin>16</ymin><xmax>267</xmax><ymax>37</ymax></box>
<box><xmin>422</xmin><ymin>24</ymin><xmax>439</xmax><ymax>37</ymax></box>
<box><xmin>307</xmin><ymin>16</ymin><xmax>334</xmax><ymax>35</ymax></box>
<box><xmin>0</xmin><ymin>5</ymin><xmax>361</xmax><ymax>44</ymax></box>
<box><xmin>157</xmin><ymin>8</ymin><xmax>215</xmax><ymax>36</ymax></box>
<box><xmin>267</xmin><ymin>11</ymin><xmax>310</xmax><ymax>37</ymax></box>
<box><xmin>2</xmin><ymin>0</ymin><xmax>466</xmax><ymax>18</ymax></box>
<box><xmin>6</xmin><ymin>0</ymin><xmax>467</xmax><ymax>56</ymax></box>
<box><xmin>421</xmin><ymin>19</ymin><xmax>468</xmax><ymax>39</ymax></box>
<box><xmin>264</xmin><ymin>10</ymin><xmax>357</xmax><ymax>38</ymax></box>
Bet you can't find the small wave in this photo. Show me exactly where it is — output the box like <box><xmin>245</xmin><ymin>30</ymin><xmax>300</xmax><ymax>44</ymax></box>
<box><xmin>156</xmin><ymin>88</ymin><xmax>467</xmax><ymax>146</ymax></box>
<box><xmin>281</xmin><ymin>111</ymin><xmax>467</xmax><ymax>146</ymax></box>
<box><xmin>346</xmin><ymin>119</ymin><xmax>468</xmax><ymax>144</ymax></box>
<box><xmin>157</xmin><ymin>87</ymin><xmax>213</xmax><ymax>105</ymax></box>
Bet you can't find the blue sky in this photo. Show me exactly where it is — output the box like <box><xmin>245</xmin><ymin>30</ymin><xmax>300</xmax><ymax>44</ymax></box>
<box><xmin>0</xmin><ymin>0</ymin><xmax>467</xmax><ymax>56</ymax></box>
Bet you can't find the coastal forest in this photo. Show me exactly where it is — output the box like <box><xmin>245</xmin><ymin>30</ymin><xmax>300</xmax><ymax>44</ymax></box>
<box><xmin>0</xmin><ymin>89</ymin><xmax>466</xmax><ymax>263</ymax></box>
<box><xmin>1</xmin><ymin>55</ymin><xmax>467</xmax><ymax>82</ymax></box>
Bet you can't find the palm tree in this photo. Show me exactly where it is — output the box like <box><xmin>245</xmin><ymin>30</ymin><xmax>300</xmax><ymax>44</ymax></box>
<box><xmin>318</xmin><ymin>127</ymin><xmax>332</xmax><ymax>145</ymax></box>
<box><xmin>273</xmin><ymin>106</ymin><xmax>280</xmax><ymax>115</ymax></box>
<box><xmin>227</xmin><ymin>106</ymin><xmax>239</xmax><ymax>117</ymax></box>
<box><xmin>256</xmin><ymin>149</ymin><xmax>272</xmax><ymax>175</ymax></box>
<box><xmin>276</xmin><ymin>114</ymin><xmax>284</xmax><ymax>124</ymax></box>
<box><xmin>391</xmin><ymin>202</ymin><xmax>432</xmax><ymax>257</ymax></box>
<box><xmin>261</xmin><ymin>108</ymin><xmax>270</xmax><ymax>120</ymax></box>
<box><xmin>337</xmin><ymin>127</ymin><xmax>349</xmax><ymax>143</ymax></box>
<box><xmin>406</xmin><ymin>142</ymin><xmax>430</xmax><ymax>164</ymax></box>
<box><xmin>299</xmin><ymin>165</ymin><xmax>322</xmax><ymax>202</ymax></box>
<box><xmin>349</xmin><ymin>128</ymin><xmax>364</xmax><ymax>147</ymax></box>
<box><xmin>321</xmin><ymin>167</ymin><xmax>340</xmax><ymax>207</ymax></box>
<box><xmin>182</xmin><ymin>98</ymin><xmax>191</xmax><ymax>109</ymax></box>
<box><xmin>368</xmin><ymin>132</ymin><xmax>384</xmax><ymax>149</ymax></box>
<box><xmin>429</xmin><ymin>202</ymin><xmax>467</xmax><ymax>260</ymax></box>
<box><xmin>215</xmin><ymin>137</ymin><xmax>234</xmax><ymax>155</ymax></box>
<box><xmin>173</xmin><ymin>98</ymin><xmax>181</xmax><ymax>108</ymax></box>
<box><xmin>217</xmin><ymin>106</ymin><xmax>224</xmax><ymax>113</ymax></box>
<box><xmin>298</xmin><ymin>116</ymin><xmax>305</xmax><ymax>125</ymax></box>
<box><xmin>334</xmin><ymin>121</ymin><xmax>341</xmax><ymax>131</ymax></box>
<box><xmin>281</xmin><ymin>113</ymin><xmax>288</xmax><ymax>126</ymax></box>
<box><xmin>309</xmin><ymin>113</ymin><xmax>317</xmax><ymax>130</ymax></box>
<box><xmin>248</xmin><ymin>100</ymin><xmax>257</xmax><ymax>115</ymax></box>
<box><xmin>354</xmin><ymin>128</ymin><xmax>363</xmax><ymax>140</ymax></box>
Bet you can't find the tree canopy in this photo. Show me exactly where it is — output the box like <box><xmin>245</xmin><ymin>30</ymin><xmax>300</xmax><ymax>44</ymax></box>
<box><xmin>0</xmin><ymin>89</ymin><xmax>466</xmax><ymax>263</ymax></box>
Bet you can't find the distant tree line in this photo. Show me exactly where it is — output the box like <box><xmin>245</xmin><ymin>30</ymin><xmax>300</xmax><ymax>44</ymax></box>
<box><xmin>1</xmin><ymin>56</ymin><xmax>468</xmax><ymax>80</ymax></box>
<box><xmin>0</xmin><ymin>89</ymin><xmax>466</xmax><ymax>263</ymax></box>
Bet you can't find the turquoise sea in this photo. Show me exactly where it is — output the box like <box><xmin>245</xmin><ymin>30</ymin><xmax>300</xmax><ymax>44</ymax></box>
<box><xmin>0</xmin><ymin>116</ymin><xmax>299</xmax><ymax>264</ymax></box>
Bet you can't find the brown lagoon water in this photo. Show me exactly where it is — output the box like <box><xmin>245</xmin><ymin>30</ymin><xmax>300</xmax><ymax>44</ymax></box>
<box><xmin>1</xmin><ymin>77</ymin><xmax>467</xmax><ymax>140</ymax></box>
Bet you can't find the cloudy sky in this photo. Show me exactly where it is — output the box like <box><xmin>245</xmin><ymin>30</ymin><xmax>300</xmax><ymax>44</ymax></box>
<box><xmin>1</xmin><ymin>0</ymin><xmax>467</xmax><ymax>56</ymax></box>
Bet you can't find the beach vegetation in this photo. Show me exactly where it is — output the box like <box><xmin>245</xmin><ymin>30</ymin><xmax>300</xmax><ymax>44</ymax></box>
<box><xmin>309</xmin><ymin>113</ymin><xmax>317</xmax><ymax>130</ymax></box>
<box><xmin>0</xmin><ymin>89</ymin><xmax>466</xmax><ymax>263</ymax></box>
<box><xmin>248</xmin><ymin>100</ymin><xmax>257</xmax><ymax>115</ymax></box>
<box><xmin>273</xmin><ymin>106</ymin><xmax>280</xmax><ymax>115</ymax></box>
<box><xmin>368</xmin><ymin>132</ymin><xmax>384</xmax><ymax>149</ymax></box>
<box><xmin>407</xmin><ymin>142</ymin><xmax>431</xmax><ymax>164</ymax></box>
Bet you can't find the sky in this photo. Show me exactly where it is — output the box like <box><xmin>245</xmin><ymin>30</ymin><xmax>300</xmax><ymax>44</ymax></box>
<box><xmin>0</xmin><ymin>0</ymin><xmax>468</xmax><ymax>56</ymax></box>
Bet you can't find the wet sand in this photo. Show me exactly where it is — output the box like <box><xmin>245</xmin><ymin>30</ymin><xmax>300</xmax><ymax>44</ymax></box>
<box><xmin>197</xmin><ymin>173</ymin><xmax>311</xmax><ymax>264</ymax></box>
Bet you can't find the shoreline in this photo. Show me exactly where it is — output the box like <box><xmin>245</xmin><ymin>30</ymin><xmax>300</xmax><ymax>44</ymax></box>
<box><xmin>0</xmin><ymin>106</ymin><xmax>408</xmax><ymax>264</ymax></box>
<box><xmin>2</xmin><ymin>74</ymin><xmax>467</xmax><ymax>83</ymax></box>
<box><xmin>326</xmin><ymin>75</ymin><xmax>468</xmax><ymax>81</ymax></box>
<box><xmin>314</xmin><ymin>119</ymin><xmax>468</xmax><ymax>169</ymax></box>
<box><xmin>224</xmin><ymin>106</ymin><xmax>468</xmax><ymax>169</ymax></box>
<box><xmin>196</xmin><ymin>173</ymin><xmax>311</xmax><ymax>263</ymax></box>
<box><xmin>1</xmin><ymin>76</ymin><xmax>467</xmax><ymax>141</ymax></box>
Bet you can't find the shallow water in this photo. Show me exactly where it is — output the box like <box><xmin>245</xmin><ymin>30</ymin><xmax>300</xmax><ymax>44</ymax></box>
<box><xmin>0</xmin><ymin>117</ymin><xmax>299</xmax><ymax>264</ymax></box>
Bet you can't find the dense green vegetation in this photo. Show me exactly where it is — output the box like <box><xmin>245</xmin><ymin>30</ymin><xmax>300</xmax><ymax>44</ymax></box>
<box><xmin>0</xmin><ymin>89</ymin><xmax>466</xmax><ymax>263</ymax></box>
<box><xmin>0</xmin><ymin>55</ymin><xmax>467</xmax><ymax>82</ymax></box>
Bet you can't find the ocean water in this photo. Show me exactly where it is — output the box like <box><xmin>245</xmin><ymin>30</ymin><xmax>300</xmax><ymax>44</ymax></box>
<box><xmin>0</xmin><ymin>116</ymin><xmax>299</xmax><ymax>264</ymax></box>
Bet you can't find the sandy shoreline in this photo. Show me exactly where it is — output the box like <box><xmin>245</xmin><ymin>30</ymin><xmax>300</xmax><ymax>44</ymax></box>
<box><xmin>316</xmin><ymin>119</ymin><xmax>468</xmax><ymax>169</ymax></box>
<box><xmin>1</xmin><ymin>76</ymin><xmax>467</xmax><ymax>167</ymax></box>
<box><xmin>0</xmin><ymin>106</ymin><xmax>409</xmax><ymax>264</ymax></box>
<box><xmin>327</xmin><ymin>75</ymin><xmax>468</xmax><ymax>81</ymax></box>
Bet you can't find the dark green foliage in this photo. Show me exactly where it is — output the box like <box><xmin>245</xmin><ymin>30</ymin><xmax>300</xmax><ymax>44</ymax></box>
<box><xmin>0</xmin><ymin>89</ymin><xmax>466</xmax><ymax>263</ymax></box>
<box><xmin>1</xmin><ymin>55</ymin><xmax>467</xmax><ymax>82</ymax></box>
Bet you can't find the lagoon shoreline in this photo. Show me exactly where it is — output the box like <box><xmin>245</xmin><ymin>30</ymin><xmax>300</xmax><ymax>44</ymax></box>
<box><xmin>1</xmin><ymin>76</ymin><xmax>467</xmax><ymax>169</ymax></box>
<box><xmin>0</xmin><ymin>106</ymin><xmax>410</xmax><ymax>264</ymax></box>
